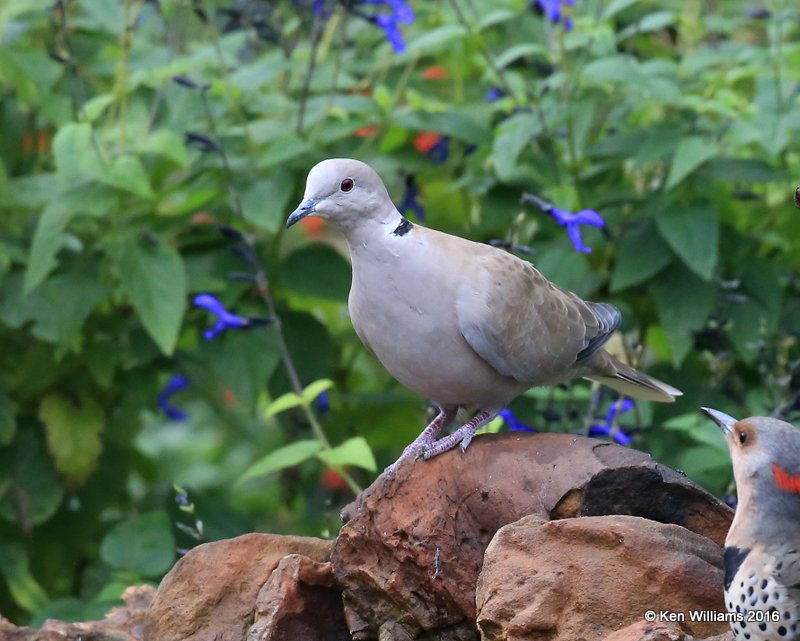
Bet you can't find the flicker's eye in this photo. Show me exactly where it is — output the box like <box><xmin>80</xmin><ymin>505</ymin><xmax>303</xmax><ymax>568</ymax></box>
<box><xmin>739</xmin><ymin>430</ymin><xmax>748</xmax><ymax>445</ymax></box>
<box><xmin>340</xmin><ymin>177</ymin><xmax>354</xmax><ymax>192</ymax></box>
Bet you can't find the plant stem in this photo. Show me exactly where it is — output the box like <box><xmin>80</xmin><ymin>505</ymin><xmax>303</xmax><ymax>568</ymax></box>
<box><xmin>197</xmin><ymin>92</ymin><xmax>362</xmax><ymax>495</ymax></box>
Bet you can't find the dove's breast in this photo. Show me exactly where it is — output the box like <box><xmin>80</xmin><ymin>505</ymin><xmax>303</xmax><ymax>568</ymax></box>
<box><xmin>346</xmin><ymin>226</ymin><xmax>525</xmax><ymax>408</ymax></box>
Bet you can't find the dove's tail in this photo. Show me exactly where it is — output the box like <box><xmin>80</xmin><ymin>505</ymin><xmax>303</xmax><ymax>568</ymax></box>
<box><xmin>584</xmin><ymin>353</ymin><xmax>682</xmax><ymax>403</ymax></box>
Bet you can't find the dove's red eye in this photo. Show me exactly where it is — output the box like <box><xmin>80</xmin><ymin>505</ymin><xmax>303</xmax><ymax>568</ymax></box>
<box><xmin>340</xmin><ymin>178</ymin><xmax>354</xmax><ymax>192</ymax></box>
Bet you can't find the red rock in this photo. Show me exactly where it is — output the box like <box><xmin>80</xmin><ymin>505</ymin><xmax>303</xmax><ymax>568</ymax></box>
<box><xmin>0</xmin><ymin>585</ymin><xmax>155</xmax><ymax>641</ymax></box>
<box><xmin>602</xmin><ymin>620</ymin><xmax>735</xmax><ymax>640</ymax></box>
<box><xmin>331</xmin><ymin>433</ymin><xmax>732</xmax><ymax>640</ymax></box>
<box><xmin>247</xmin><ymin>553</ymin><xmax>349</xmax><ymax>641</ymax></box>
<box><xmin>476</xmin><ymin>515</ymin><xmax>729</xmax><ymax>640</ymax></box>
<box><xmin>144</xmin><ymin>533</ymin><xmax>332</xmax><ymax>641</ymax></box>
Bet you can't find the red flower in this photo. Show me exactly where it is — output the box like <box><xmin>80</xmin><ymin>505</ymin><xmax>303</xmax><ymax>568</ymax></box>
<box><xmin>355</xmin><ymin>124</ymin><xmax>378</xmax><ymax>137</ymax></box>
<box><xmin>413</xmin><ymin>131</ymin><xmax>441</xmax><ymax>154</ymax></box>
<box><xmin>300</xmin><ymin>216</ymin><xmax>325</xmax><ymax>237</ymax></box>
<box><xmin>321</xmin><ymin>468</ymin><xmax>349</xmax><ymax>491</ymax></box>
<box><xmin>422</xmin><ymin>65</ymin><xmax>448</xmax><ymax>80</ymax></box>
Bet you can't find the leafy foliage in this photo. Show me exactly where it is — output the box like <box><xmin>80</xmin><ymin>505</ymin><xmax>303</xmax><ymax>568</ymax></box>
<box><xmin>1</xmin><ymin>0</ymin><xmax>799</xmax><ymax>624</ymax></box>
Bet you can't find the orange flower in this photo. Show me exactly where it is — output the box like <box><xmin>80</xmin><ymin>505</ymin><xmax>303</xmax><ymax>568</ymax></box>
<box><xmin>222</xmin><ymin>387</ymin><xmax>240</xmax><ymax>409</ymax></box>
<box><xmin>300</xmin><ymin>216</ymin><xmax>325</xmax><ymax>237</ymax></box>
<box><xmin>413</xmin><ymin>131</ymin><xmax>441</xmax><ymax>154</ymax></box>
<box><xmin>321</xmin><ymin>467</ymin><xmax>349</xmax><ymax>491</ymax></box>
<box><xmin>190</xmin><ymin>212</ymin><xmax>217</xmax><ymax>225</ymax></box>
<box><xmin>355</xmin><ymin>124</ymin><xmax>378</xmax><ymax>137</ymax></box>
<box><xmin>422</xmin><ymin>65</ymin><xmax>448</xmax><ymax>80</ymax></box>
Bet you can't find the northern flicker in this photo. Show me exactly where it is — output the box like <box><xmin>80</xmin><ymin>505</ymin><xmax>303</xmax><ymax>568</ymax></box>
<box><xmin>286</xmin><ymin>159</ymin><xmax>681</xmax><ymax>467</ymax></box>
<box><xmin>701</xmin><ymin>407</ymin><xmax>800</xmax><ymax>641</ymax></box>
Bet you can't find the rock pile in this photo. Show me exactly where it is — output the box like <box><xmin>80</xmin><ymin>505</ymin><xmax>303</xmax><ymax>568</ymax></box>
<box><xmin>2</xmin><ymin>433</ymin><xmax>736</xmax><ymax>641</ymax></box>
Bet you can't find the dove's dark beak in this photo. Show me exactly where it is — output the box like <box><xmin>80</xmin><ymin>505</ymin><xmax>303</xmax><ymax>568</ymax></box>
<box><xmin>286</xmin><ymin>198</ymin><xmax>319</xmax><ymax>228</ymax></box>
<box><xmin>700</xmin><ymin>407</ymin><xmax>737</xmax><ymax>437</ymax></box>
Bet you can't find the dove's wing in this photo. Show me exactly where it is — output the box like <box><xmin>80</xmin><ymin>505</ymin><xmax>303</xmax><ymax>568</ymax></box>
<box><xmin>455</xmin><ymin>249</ymin><xmax>620</xmax><ymax>385</ymax></box>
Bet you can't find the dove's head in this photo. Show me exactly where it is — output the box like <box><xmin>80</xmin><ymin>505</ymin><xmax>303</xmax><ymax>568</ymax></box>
<box><xmin>286</xmin><ymin>158</ymin><xmax>398</xmax><ymax>233</ymax></box>
<box><xmin>701</xmin><ymin>408</ymin><xmax>800</xmax><ymax>521</ymax></box>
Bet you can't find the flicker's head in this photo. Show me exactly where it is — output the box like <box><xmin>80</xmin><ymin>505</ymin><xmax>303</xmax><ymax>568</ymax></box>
<box><xmin>701</xmin><ymin>408</ymin><xmax>800</xmax><ymax>510</ymax></box>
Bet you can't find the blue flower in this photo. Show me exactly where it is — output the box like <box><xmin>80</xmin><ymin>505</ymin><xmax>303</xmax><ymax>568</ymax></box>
<box><xmin>485</xmin><ymin>87</ymin><xmax>503</xmax><ymax>102</ymax></box>
<box><xmin>532</xmin><ymin>0</ymin><xmax>575</xmax><ymax>30</ymax></box>
<box><xmin>158</xmin><ymin>375</ymin><xmax>189</xmax><ymax>421</ymax></box>
<box><xmin>549</xmin><ymin>206</ymin><xmax>605</xmax><ymax>253</ymax></box>
<box><xmin>588</xmin><ymin>398</ymin><xmax>634</xmax><ymax>445</ymax></box>
<box><xmin>317</xmin><ymin>390</ymin><xmax>331</xmax><ymax>415</ymax></box>
<box><xmin>194</xmin><ymin>294</ymin><xmax>249</xmax><ymax>340</ymax></box>
<box><xmin>522</xmin><ymin>193</ymin><xmax>605</xmax><ymax>253</ymax></box>
<box><xmin>398</xmin><ymin>176</ymin><xmax>426</xmax><ymax>220</ymax></box>
<box><xmin>428</xmin><ymin>135</ymin><xmax>449</xmax><ymax>164</ymax></box>
<box><xmin>500</xmin><ymin>408</ymin><xmax>536</xmax><ymax>432</ymax></box>
<box><xmin>363</xmin><ymin>0</ymin><xmax>414</xmax><ymax>53</ymax></box>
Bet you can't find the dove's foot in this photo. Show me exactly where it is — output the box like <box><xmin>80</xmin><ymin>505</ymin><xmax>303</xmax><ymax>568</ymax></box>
<box><xmin>384</xmin><ymin>407</ymin><xmax>458</xmax><ymax>473</ymax></box>
<box><xmin>422</xmin><ymin>409</ymin><xmax>498</xmax><ymax>459</ymax></box>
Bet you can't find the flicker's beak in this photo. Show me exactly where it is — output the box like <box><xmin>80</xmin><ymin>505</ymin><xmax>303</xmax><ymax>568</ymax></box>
<box><xmin>286</xmin><ymin>198</ymin><xmax>319</xmax><ymax>228</ymax></box>
<box><xmin>700</xmin><ymin>407</ymin><xmax>737</xmax><ymax>437</ymax></box>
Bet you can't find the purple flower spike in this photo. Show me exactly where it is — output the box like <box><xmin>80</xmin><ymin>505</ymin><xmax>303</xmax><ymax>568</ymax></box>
<box><xmin>500</xmin><ymin>408</ymin><xmax>536</xmax><ymax>432</ymax></box>
<box><xmin>532</xmin><ymin>0</ymin><xmax>575</xmax><ymax>30</ymax></box>
<box><xmin>588</xmin><ymin>398</ymin><xmax>634</xmax><ymax>446</ymax></box>
<box><xmin>485</xmin><ymin>87</ymin><xmax>503</xmax><ymax>102</ymax></box>
<box><xmin>158</xmin><ymin>375</ymin><xmax>189</xmax><ymax>421</ymax></box>
<box><xmin>548</xmin><ymin>207</ymin><xmax>605</xmax><ymax>253</ymax></box>
<box><xmin>428</xmin><ymin>136</ymin><xmax>450</xmax><ymax>164</ymax></box>
<box><xmin>193</xmin><ymin>294</ymin><xmax>249</xmax><ymax>340</ymax></box>
<box><xmin>398</xmin><ymin>175</ymin><xmax>426</xmax><ymax>220</ymax></box>
<box><xmin>363</xmin><ymin>0</ymin><xmax>414</xmax><ymax>54</ymax></box>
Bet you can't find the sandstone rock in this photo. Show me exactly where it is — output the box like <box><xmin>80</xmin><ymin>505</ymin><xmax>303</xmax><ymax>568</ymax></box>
<box><xmin>0</xmin><ymin>585</ymin><xmax>155</xmax><ymax>641</ymax></box>
<box><xmin>144</xmin><ymin>532</ymin><xmax>332</xmax><ymax>641</ymax></box>
<box><xmin>601</xmin><ymin>621</ymin><xmax>689</xmax><ymax>640</ymax></box>
<box><xmin>331</xmin><ymin>433</ymin><xmax>732</xmax><ymax>641</ymax></box>
<box><xmin>246</xmin><ymin>553</ymin><xmax>349</xmax><ymax>641</ymax></box>
<box><xmin>476</xmin><ymin>515</ymin><xmax>728</xmax><ymax>641</ymax></box>
<box><xmin>601</xmin><ymin>620</ymin><xmax>735</xmax><ymax>640</ymax></box>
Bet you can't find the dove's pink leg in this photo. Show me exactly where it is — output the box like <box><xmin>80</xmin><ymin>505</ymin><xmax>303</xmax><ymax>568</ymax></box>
<box><xmin>386</xmin><ymin>407</ymin><xmax>458</xmax><ymax>472</ymax></box>
<box><xmin>422</xmin><ymin>409</ymin><xmax>498</xmax><ymax>459</ymax></box>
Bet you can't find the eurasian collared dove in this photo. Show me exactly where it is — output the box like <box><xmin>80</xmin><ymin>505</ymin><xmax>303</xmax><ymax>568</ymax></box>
<box><xmin>287</xmin><ymin>159</ymin><xmax>682</xmax><ymax>467</ymax></box>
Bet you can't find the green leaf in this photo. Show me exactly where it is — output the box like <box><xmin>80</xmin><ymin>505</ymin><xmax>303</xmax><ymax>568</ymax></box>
<box><xmin>140</xmin><ymin>130</ymin><xmax>189</xmax><ymax>167</ymax></box>
<box><xmin>116</xmin><ymin>242</ymin><xmax>186</xmax><ymax>355</ymax></box>
<box><xmin>301</xmin><ymin>379</ymin><xmax>334</xmax><ymax>405</ymax></box>
<box><xmin>80</xmin><ymin>94</ymin><xmax>114</xmax><ymax>122</ymax></box>
<box><xmin>39</xmin><ymin>393</ymin><xmax>104</xmax><ymax>485</ymax></box>
<box><xmin>406</xmin><ymin>25</ymin><xmax>467</xmax><ymax>53</ymax></box>
<box><xmin>317</xmin><ymin>436</ymin><xmax>377</xmax><ymax>472</ymax></box>
<box><xmin>52</xmin><ymin>123</ymin><xmax>101</xmax><ymax>184</ymax></box>
<box><xmin>99</xmin><ymin>511</ymin><xmax>175</xmax><ymax>577</ymax></box>
<box><xmin>202</xmin><ymin>330</ymin><xmax>281</xmax><ymax>411</ymax></box>
<box><xmin>241</xmin><ymin>168</ymin><xmax>295</xmax><ymax>233</ymax></box>
<box><xmin>280</xmin><ymin>244</ymin><xmax>352</xmax><ymax>301</ymax></box>
<box><xmin>492</xmin><ymin>113</ymin><xmax>541</xmax><ymax>181</ymax></box>
<box><xmin>665</xmin><ymin>136</ymin><xmax>718</xmax><ymax>189</ymax></box>
<box><xmin>23</xmin><ymin>201</ymin><xmax>72</xmax><ymax>294</ymax></box>
<box><xmin>0</xmin><ymin>431</ymin><xmax>64</xmax><ymax>527</ymax></box>
<box><xmin>655</xmin><ymin>205</ymin><xmax>718</xmax><ymax>281</ymax></box>
<box><xmin>257</xmin><ymin>134</ymin><xmax>312</xmax><ymax>169</ymax></box>
<box><xmin>237</xmin><ymin>440</ymin><xmax>323</xmax><ymax>485</ymax></box>
<box><xmin>649</xmin><ymin>263</ymin><xmax>716</xmax><ymax>367</ymax></box>
<box><xmin>0</xmin><ymin>388</ymin><xmax>17</xmax><ymax>446</ymax></box>
<box><xmin>394</xmin><ymin>108</ymin><xmax>492</xmax><ymax>146</ymax></box>
<box><xmin>611</xmin><ymin>220</ymin><xmax>674</xmax><ymax>291</ymax></box>
<box><xmin>264</xmin><ymin>392</ymin><xmax>304</xmax><ymax>420</ymax></box>
<box><xmin>39</xmin><ymin>274</ymin><xmax>109</xmax><ymax>348</ymax></box>
<box><xmin>99</xmin><ymin>155</ymin><xmax>155</xmax><ymax>198</ymax></box>
<box><xmin>495</xmin><ymin>43</ymin><xmax>546</xmax><ymax>69</ymax></box>
<box><xmin>0</xmin><ymin>542</ymin><xmax>49</xmax><ymax>613</ymax></box>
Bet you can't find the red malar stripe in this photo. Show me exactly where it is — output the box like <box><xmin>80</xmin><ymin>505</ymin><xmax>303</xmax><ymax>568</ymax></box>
<box><xmin>772</xmin><ymin>462</ymin><xmax>800</xmax><ymax>495</ymax></box>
